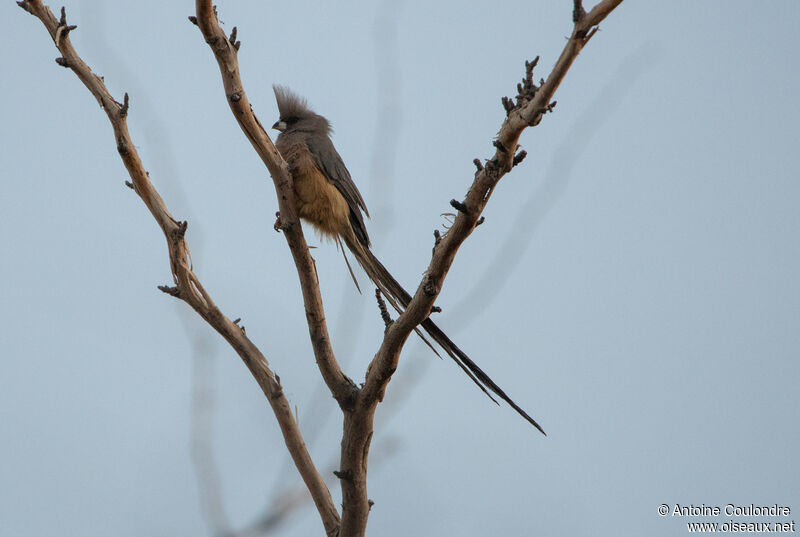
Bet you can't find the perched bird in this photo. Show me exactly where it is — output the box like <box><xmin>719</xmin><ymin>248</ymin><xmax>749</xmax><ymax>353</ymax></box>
<box><xmin>272</xmin><ymin>86</ymin><xmax>544</xmax><ymax>434</ymax></box>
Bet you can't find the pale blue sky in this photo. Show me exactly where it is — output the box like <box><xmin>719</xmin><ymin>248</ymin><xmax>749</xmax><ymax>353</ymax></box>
<box><xmin>1</xmin><ymin>1</ymin><xmax>798</xmax><ymax>535</ymax></box>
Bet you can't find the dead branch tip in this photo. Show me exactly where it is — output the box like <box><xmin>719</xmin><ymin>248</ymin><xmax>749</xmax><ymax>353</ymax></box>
<box><xmin>120</xmin><ymin>93</ymin><xmax>129</xmax><ymax>117</ymax></box>
<box><xmin>176</xmin><ymin>220</ymin><xmax>188</xmax><ymax>238</ymax></box>
<box><xmin>157</xmin><ymin>285</ymin><xmax>181</xmax><ymax>298</ymax></box>
<box><xmin>511</xmin><ymin>57</ymin><xmax>541</xmax><ymax>109</ymax></box>
<box><xmin>228</xmin><ymin>26</ymin><xmax>241</xmax><ymax>51</ymax></box>
<box><xmin>53</xmin><ymin>7</ymin><xmax>78</xmax><ymax>44</ymax></box>
<box><xmin>524</xmin><ymin>60</ymin><xmax>535</xmax><ymax>82</ymax></box>
<box><xmin>375</xmin><ymin>289</ymin><xmax>393</xmax><ymax>328</ymax></box>
<box><xmin>449</xmin><ymin>199</ymin><xmax>468</xmax><ymax>214</ymax></box>
<box><xmin>501</xmin><ymin>96</ymin><xmax>514</xmax><ymax>115</ymax></box>
<box><xmin>513</xmin><ymin>150</ymin><xmax>527</xmax><ymax>167</ymax></box>
<box><xmin>16</xmin><ymin>1</ymin><xmax>36</xmax><ymax>16</ymax></box>
<box><xmin>573</xmin><ymin>0</ymin><xmax>586</xmax><ymax>23</ymax></box>
<box><xmin>333</xmin><ymin>470</ymin><xmax>353</xmax><ymax>482</ymax></box>
<box><xmin>188</xmin><ymin>15</ymin><xmax>198</xmax><ymax>25</ymax></box>
<box><xmin>473</xmin><ymin>158</ymin><xmax>484</xmax><ymax>172</ymax></box>
<box><xmin>432</xmin><ymin>229</ymin><xmax>442</xmax><ymax>253</ymax></box>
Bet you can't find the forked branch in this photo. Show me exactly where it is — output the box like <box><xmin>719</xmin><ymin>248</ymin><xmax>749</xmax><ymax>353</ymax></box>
<box><xmin>19</xmin><ymin>1</ymin><xmax>624</xmax><ymax>536</ymax></box>
<box><xmin>192</xmin><ymin>1</ymin><xmax>356</xmax><ymax>411</ymax></box>
<box><xmin>18</xmin><ymin>1</ymin><xmax>340</xmax><ymax>536</ymax></box>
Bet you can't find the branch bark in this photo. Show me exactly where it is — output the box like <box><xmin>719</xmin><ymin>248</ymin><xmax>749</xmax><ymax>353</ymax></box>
<box><xmin>192</xmin><ymin>2</ymin><xmax>357</xmax><ymax>411</ymax></box>
<box><xmin>20</xmin><ymin>1</ymin><xmax>624</xmax><ymax>535</ymax></box>
<box><xmin>351</xmin><ymin>1</ymin><xmax>624</xmax><ymax>534</ymax></box>
<box><xmin>192</xmin><ymin>0</ymin><xmax>624</xmax><ymax>533</ymax></box>
<box><xmin>363</xmin><ymin>0</ymin><xmax>624</xmax><ymax>405</ymax></box>
<box><xmin>17</xmin><ymin>2</ymin><xmax>340</xmax><ymax>536</ymax></box>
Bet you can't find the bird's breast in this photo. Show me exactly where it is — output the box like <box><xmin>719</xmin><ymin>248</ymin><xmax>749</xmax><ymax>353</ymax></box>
<box><xmin>278</xmin><ymin>139</ymin><xmax>350</xmax><ymax>240</ymax></box>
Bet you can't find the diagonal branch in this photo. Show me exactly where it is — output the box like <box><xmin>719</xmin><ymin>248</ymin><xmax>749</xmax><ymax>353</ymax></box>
<box><xmin>326</xmin><ymin>1</ymin><xmax>623</xmax><ymax>533</ymax></box>
<box><xmin>332</xmin><ymin>0</ymin><xmax>622</xmax><ymax>535</ymax></box>
<box><xmin>362</xmin><ymin>0</ymin><xmax>624</xmax><ymax>405</ymax></box>
<box><xmin>17</xmin><ymin>2</ymin><xmax>340</xmax><ymax>536</ymax></box>
<box><xmin>192</xmin><ymin>1</ymin><xmax>357</xmax><ymax>411</ymax></box>
<box><xmin>329</xmin><ymin>6</ymin><xmax>624</xmax><ymax>529</ymax></box>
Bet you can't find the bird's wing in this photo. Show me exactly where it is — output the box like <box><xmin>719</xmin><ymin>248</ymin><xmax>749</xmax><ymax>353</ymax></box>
<box><xmin>306</xmin><ymin>132</ymin><xmax>371</xmax><ymax>247</ymax></box>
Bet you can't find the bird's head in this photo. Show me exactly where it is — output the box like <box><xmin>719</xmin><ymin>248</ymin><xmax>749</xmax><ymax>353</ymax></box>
<box><xmin>272</xmin><ymin>85</ymin><xmax>331</xmax><ymax>134</ymax></box>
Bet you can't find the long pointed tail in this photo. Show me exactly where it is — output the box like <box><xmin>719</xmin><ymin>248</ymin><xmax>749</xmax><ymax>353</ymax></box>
<box><xmin>345</xmin><ymin>235</ymin><xmax>545</xmax><ymax>435</ymax></box>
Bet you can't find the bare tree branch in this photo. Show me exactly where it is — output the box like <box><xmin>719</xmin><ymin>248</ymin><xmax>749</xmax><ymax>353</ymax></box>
<box><xmin>20</xmin><ymin>1</ymin><xmax>624</xmax><ymax>535</ymax></box>
<box><xmin>362</xmin><ymin>0</ymin><xmax>623</xmax><ymax>405</ymax></box>
<box><xmin>17</xmin><ymin>2</ymin><xmax>340</xmax><ymax>536</ymax></box>
<box><xmin>350</xmin><ymin>1</ymin><xmax>624</xmax><ymax>533</ymax></box>
<box><xmin>192</xmin><ymin>1</ymin><xmax>357</xmax><ymax>412</ymax></box>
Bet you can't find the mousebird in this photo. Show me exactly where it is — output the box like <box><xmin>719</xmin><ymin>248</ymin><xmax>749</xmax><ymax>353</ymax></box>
<box><xmin>271</xmin><ymin>86</ymin><xmax>544</xmax><ymax>435</ymax></box>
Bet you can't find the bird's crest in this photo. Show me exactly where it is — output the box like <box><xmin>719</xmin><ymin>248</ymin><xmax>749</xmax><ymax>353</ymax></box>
<box><xmin>273</xmin><ymin>85</ymin><xmax>314</xmax><ymax>121</ymax></box>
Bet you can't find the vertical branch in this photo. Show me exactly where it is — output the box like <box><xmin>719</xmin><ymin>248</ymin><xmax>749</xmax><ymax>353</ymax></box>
<box><xmin>192</xmin><ymin>0</ymin><xmax>357</xmax><ymax>410</ymax></box>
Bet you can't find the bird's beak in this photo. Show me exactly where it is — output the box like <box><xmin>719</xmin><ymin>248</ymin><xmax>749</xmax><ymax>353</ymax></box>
<box><xmin>272</xmin><ymin>120</ymin><xmax>287</xmax><ymax>132</ymax></box>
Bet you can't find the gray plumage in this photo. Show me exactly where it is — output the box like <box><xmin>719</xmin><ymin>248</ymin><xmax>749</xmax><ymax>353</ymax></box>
<box><xmin>272</xmin><ymin>86</ymin><xmax>545</xmax><ymax>434</ymax></box>
<box><xmin>273</xmin><ymin>86</ymin><xmax>370</xmax><ymax>247</ymax></box>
